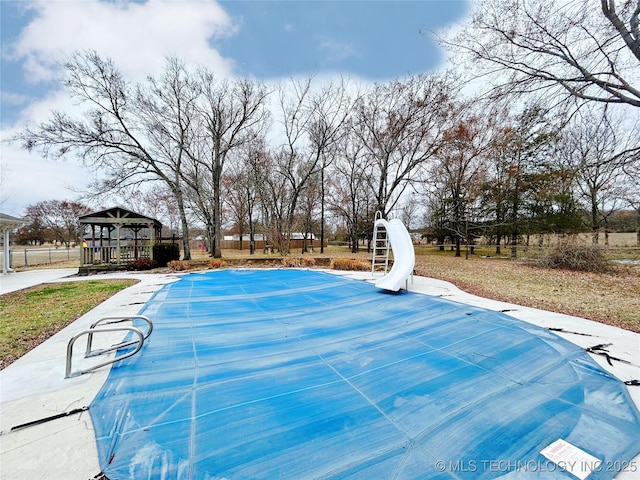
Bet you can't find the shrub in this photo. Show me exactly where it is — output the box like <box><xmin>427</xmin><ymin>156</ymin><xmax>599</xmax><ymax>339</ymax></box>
<box><xmin>282</xmin><ymin>257</ymin><xmax>301</xmax><ymax>267</ymax></box>
<box><xmin>125</xmin><ymin>257</ymin><xmax>158</xmax><ymax>271</ymax></box>
<box><xmin>281</xmin><ymin>257</ymin><xmax>317</xmax><ymax>268</ymax></box>
<box><xmin>330</xmin><ymin>258</ymin><xmax>370</xmax><ymax>271</ymax></box>
<box><xmin>300</xmin><ymin>257</ymin><xmax>316</xmax><ymax>267</ymax></box>
<box><xmin>168</xmin><ymin>260</ymin><xmax>190</xmax><ymax>271</ymax></box>
<box><xmin>153</xmin><ymin>243</ymin><xmax>180</xmax><ymax>267</ymax></box>
<box><xmin>209</xmin><ymin>258</ymin><xmax>227</xmax><ymax>269</ymax></box>
<box><xmin>539</xmin><ymin>243</ymin><xmax>610</xmax><ymax>273</ymax></box>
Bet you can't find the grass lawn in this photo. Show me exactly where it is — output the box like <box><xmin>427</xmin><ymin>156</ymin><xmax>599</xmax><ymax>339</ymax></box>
<box><xmin>0</xmin><ymin>279</ymin><xmax>137</xmax><ymax>369</ymax></box>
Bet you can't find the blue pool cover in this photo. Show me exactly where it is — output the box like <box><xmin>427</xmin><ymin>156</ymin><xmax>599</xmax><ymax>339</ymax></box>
<box><xmin>90</xmin><ymin>269</ymin><xmax>640</xmax><ymax>479</ymax></box>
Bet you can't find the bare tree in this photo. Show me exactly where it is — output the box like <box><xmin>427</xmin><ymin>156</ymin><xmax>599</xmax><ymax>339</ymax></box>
<box><xmin>114</xmin><ymin>184</ymin><xmax>184</xmax><ymax>238</ymax></box>
<box><xmin>238</xmin><ymin>140</ymin><xmax>269</xmax><ymax>254</ymax></box>
<box><xmin>621</xmin><ymin>158</ymin><xmax>640</xmax><ymax>245</ymax></box>
<box><xmin>194</xmin><ymin>72</ymin><xmax>271</xmax><ymax>258</ymax></box>
<box><xmin>12</xmin><ymin>52</ymin><xmax>198</xmax><ymax>258</ymax></box>
<box><xmin>221</xmin><ymin>149</ymin><xmax>260</xmax><ymax>252</ymax></box>
<box><xmin>135</xmin><ymin>57</ymin><xmax>202</xmax><ymax>259</ymax></box>
<box><xmin>352</xmin><ymin>74</ymin><xmax>454</xmax><ymax>220</ymax></box>
<box><xmin>560</xmin><ymin>105</ymin><xmax>637</xmax><ymax>244</ymax></box>
<box><xmin>443</xmin><ymin>0</ymin><xmax>640</xmax><ymax>108</ymax></box>
<box><xmin>269</xmin><ymin>77</ymin><xmax>349</xmax><ymax>254</ymax></box>
<box><xmin>298</xmin><ymin>171</ymin><xmax>322</xmax><ymax>254</ymax></box>
<box><xmin>329</xmin><ymin>128</ymin><xmax>374</xmax><ymax>253</ymax></box>
<box><xmin>422</xmin><ymin>183</ymin><xmax>451</xmax><ymax>251</ymax></box>
<box><xmin>305</xmin><ymin>78</ymin><xmax>352</xmax><ymax>253</ymax></box>
<box><xmin>25</xmin><ymin>200</ymin><xmax>91</xmax><ymax>247</ymax></box>
<box><xmin>252</xmin><ymin>147</ymin><xmax>292</xmax><ymax>253</ymax></box>
<box><xmin>428</xmin><ymin>103</ymin><xmax>496</xmax><ymax>257</ymax></box>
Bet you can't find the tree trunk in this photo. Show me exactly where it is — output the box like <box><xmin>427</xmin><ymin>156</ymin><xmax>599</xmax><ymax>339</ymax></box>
<box><xmin>213</xmin><ymin>168</ymin><xmax>223</xmax><ymax>258</ymax></box>
<box><xmin>591</xmin><ymin>200</ymin><xmax>599</xmax><ymax>245</ymax></box>
<box><xmin>320</xmin><ymin>167</ymin><xmax>326</xmax><ymax>254</ymax></box>
<box><xmin>351</xmin><ymin>224</ymin><xmax>358</xmax><ymax>254</ymax></box>
<box><xmin>175</xmin><ymin>190</ymin><xmax>191</xmax><ymax>260</ymax></box>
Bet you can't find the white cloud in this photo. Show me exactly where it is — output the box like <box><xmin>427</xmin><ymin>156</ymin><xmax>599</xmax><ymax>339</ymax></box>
<box><xmin>317</xmin><ymin>37</ymin><xmax>359</xmax><ymax>64</ymax></box>
<box><xmin>14</xmin><ymin>87</ymin><xmax>76</xmax><ymax>125</ymax></box>
<box><xmin>1</xmin><ymin>91</ymin><xmax>32</xmax><ymax>107</ymax></box>
<box><xmin>0</xmin><ymin>144</ymin><xmax>91</xmax><ymax>216</ymax></box>
<box><xmin>1</xmin><ymin>0</ymin><xmax>242</xmax><ymax>214</ymax></box>
<box><xmin>10</xmin><ymin>0</ymin><xmax>237</xmax><ymax>82</ymax></box>
<box><xmin>2</xmin><ymin>89</ymin><xmax>94</xmax><ymax>216</ymax></box>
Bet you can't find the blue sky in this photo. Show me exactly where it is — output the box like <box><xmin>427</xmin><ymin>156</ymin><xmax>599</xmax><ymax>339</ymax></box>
<box><xmin>216</xmin><ymin>1</ymin><xmax>468</xmax><ymax>79</ymax></box>
<box><xmin>0</xmin><ymin>0</ymin><xmax>471</xmax><ymax>215</ymax></box>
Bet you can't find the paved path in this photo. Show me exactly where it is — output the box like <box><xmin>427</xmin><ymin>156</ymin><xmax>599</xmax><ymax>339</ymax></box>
<box><xmin>0</xmin><ymin>268</ymin><xmax>80</xmax><ymax>295</ymax></box>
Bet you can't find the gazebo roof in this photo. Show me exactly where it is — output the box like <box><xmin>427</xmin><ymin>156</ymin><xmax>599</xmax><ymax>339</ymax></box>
<box><xmin>79</xmin><ymin>206</ymin><xmax>162</xmax><ymax>229</ymax></box>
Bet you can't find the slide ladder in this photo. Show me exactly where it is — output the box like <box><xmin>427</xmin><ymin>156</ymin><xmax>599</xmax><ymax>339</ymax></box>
<box><xmin>65</xmin><ymin>315</ymin><xmax>153</xmax><ymax>378</ymax></box>
<box><xmin>371</xmin><ymin>211</ymin><xmax>390</xmax><ymax>274</ymax></box>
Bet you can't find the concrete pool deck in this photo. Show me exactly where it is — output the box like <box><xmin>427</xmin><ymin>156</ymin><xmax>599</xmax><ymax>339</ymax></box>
<box><xmin>0</xmin><ymin>268</ymin><xmax>638</xmax><ymax>479</ymax></box>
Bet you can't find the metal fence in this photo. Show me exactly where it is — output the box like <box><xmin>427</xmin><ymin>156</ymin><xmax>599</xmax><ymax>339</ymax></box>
<box><xmin>2</xmin><ymin>247</ymin><xmax>79</xmax><ymax>268</ymax></box>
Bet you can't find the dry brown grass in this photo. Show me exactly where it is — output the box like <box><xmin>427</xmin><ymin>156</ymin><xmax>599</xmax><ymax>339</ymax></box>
<box><xmin>168</xmin><ymin>260</ymin><xmax>191</xmax><ymax>271</ymax></box>
<box><xmin>414</xmin><ymin>255</ymin><xmax>640</xmax><ymax>333</ymax></box>
<box><xmin>282</xmin><ymin>257</ymin><xmax>317</xmax><ymax>267</ymax></box>
<box><xmin>209</xmin><ymin>258</ymin><xmax>228</xmax><ymax>269</ymax></box>
<box><xmin>330</xmin><ymin>257</ymin><xmax>371</xmax><ymax>271</ymax></box>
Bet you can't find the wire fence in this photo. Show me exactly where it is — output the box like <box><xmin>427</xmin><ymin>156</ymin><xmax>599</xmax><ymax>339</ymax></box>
<box><xmin>414</xmin><ymin>243</ymin><xmax>640</xmax><ymax>260</ymax></box>
<box><xmin>2</xmin><ymin>247</ymin><xmax>80</xmax><ymax>268</ymax></box>
<box><xmin>1</xmin><ymin>241</ymin><xmax>639</xmax><ymax>269</ymax></box>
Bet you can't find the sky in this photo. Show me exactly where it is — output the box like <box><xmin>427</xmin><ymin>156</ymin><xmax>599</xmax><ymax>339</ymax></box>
<box><xmin>0</xmin><ymin>0</ymin><xmax>472</xmax><ymax>216</ymax></box>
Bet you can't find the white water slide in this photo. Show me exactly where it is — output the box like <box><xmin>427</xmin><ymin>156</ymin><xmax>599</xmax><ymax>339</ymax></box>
<box><xmin>374</xmin><ymin>218</ymin><xmax>415</xmax><ymax>292</ymax></box>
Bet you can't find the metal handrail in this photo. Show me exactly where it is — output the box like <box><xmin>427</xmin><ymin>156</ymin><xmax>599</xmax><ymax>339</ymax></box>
<box><xmin>85</xmin><ymin>315</ymin><xmax>153</xmax><ymax>357</ymax></box>
<box><xmin>65</xmin><ymin>326</ymin><xmax>145</xmax><ymax>379</ymax></box>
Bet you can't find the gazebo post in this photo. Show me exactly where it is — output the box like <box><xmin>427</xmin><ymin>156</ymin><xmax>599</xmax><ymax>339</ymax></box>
<box><xmin>0</xmin><ymin>213</ymin><xmax>27</xmax><ymax>275</ymax></box>
<box><xmin>115</xmin><ymin>223</ymin><xmax>122</xmax><ymax>265</ymax></box>
<box><xmin>3</xmin><ymin>227</ymin><xmax>11</xmax><ymax>274</ymax></box>
<box><xmin>99</xmin><ymin>226</ymin><xmax>104</xmax><ymax>263</ymax></box>
<box><xmin>149</xmin><ymin>222</ymin><xmax>155</xmax><ymax>260</ymax></box>
<box><xmin>108</xmin><ymin>227</ymin><xmax>113</xmax><ymax>263</ymax></box>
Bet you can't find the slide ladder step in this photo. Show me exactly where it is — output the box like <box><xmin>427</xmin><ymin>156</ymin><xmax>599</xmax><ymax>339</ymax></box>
<box><xmin>372</xmin><ymin>211</ymin><xmax>391</xmax><ymax>273</ymax></box>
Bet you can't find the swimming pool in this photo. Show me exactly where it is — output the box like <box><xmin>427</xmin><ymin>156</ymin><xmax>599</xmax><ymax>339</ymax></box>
<box><xmin>90</xmin><ymin>269</ymin><xmax>640</xmax><ymax>479</ymax></box>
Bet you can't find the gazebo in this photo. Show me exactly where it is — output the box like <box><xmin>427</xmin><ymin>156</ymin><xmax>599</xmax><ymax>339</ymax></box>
<box><xmin>1</xmin><ymin>212</ymin><xmax>27</xmax><ymax>275</ymax></box>
<box><xmin>79</xmin><ymin>207</ymin><xmax>162</xmax><ymax>271</ymax></box>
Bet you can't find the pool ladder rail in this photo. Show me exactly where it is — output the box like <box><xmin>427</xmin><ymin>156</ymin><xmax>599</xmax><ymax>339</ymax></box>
<box><xmin>65</xmin><ymin>315</ymin><xmax>153</xmax><ymax>378</ymax></box>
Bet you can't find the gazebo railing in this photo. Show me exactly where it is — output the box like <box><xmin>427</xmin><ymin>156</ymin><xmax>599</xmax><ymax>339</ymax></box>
<box><xmin>81</xmin><ymin>245</ymin><xmax>151</xmax><ymax>265</ymax></box>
